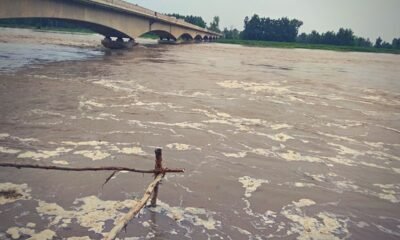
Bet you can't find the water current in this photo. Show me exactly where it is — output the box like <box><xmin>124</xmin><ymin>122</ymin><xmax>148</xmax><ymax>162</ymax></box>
<box><xmin>0</xmin><ymin>28</ymin><xmax>399</xmax><ymax>240</ymax></box>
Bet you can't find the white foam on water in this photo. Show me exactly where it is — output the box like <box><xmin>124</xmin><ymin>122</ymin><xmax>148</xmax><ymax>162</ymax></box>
<box><xmin>222</xmin><ymin>151</ymin><xmax>247</xmax><ymax>158</ymax></box>
<box><xmin>0</xmin><ymin>182</ymin><xmax>32</xmax><ymax>205</ymax></box>
<box><xmin>0</xmin><ymin>146</ymin><xmax>20</xmax><ymax>154</ymax></box>
<box><xmin>217</xmin><ymin>80</ymin><xmax>290</xmax><ymax>95</ymax></box>
<box><xmin>17</xmin><ymin>148</ymin><xmax>72</xmax><ymax>161</ymax></box>
<box><xmin>271</xmin><ymin>124</ymin><xmax>293</xmax><ymax>130</ymax></box>
<box><xmin>0</xmin><ymin>133</ymin><xmax>10</xmax><ymax>139</ymax></box>
<box><xmin>292</xmin><ymin>199</ymin><xmax>316</xmax><ymax>208</ymax></box>
<box><xmin>110</xmin><ymin>145</ymin><xmax>147</xmax><ymax>156</ymax></box>
<box><xmin>239</xmin><ymin>176</ymin><xmax>269</xmax><ymax>198</ymax></box>
<box><xmin>26</xmin><ymin>223</ymin><xmax>36</xmax><ymax>228</ymax></box>
<box><xmin>281</xmin><ymin>199</ymin><xmax>349</xmax><ymax>240</ymax></box>
<box><xmin>166</xmin><ymin>143</ymin><xmax>201</xmax><ymax>151</ymax></box>
<box><xmin>36</xmin><ymin>195</ymin><xmax>137</xmax><ymax>236</ymax></box>
<box><xmin>267</xmin><ymin>133</ymin><xmax>294</xmax><ymax>142</ymax></box>
<box><xmin>356</xmin><ymin>221</ymin><xmax>369</xmax><ymax>228</ymax></box>
<box><xmin>6</xmin><ymin>227</ymin><xmax>56</xmax><ymax>240</ymax></box>
<box><xmin>79</xmin><ymin>99</ymin><xmax>106</xmax><ymax>109</ymax></box>
<box><xmin>148</xmin><ymin>121</ymin><xmax>205</xmax><ymax>130</ymax></box>
<box><xmin>62</xmin><ymin>141</ymin><xmax>109</xmax><ymax>147</ymax></box>
<box><xmin>141</xmin><ymin>221</ymin><xmax>151</xmax><ymax>228</ymax></box>
<box><xmin>328</xmin><ymin>143</ymin><xmax>365</xmax><ymax>157</ymax></box>
<box><xmin>73</xmin><ymin>150</ymin><xmax>110</xmax><ymax>161</ymax></box>
<box><xmin>30</xmin><ymin>109</ymin><xmax>65</xmax><ymax>118</ymax></box>
<box><xmin>150</xmin><ymin>199</ymin><xmax>221</xmax><ymax>231</ymax></box>
<box><xmin>278</xmin><ymin>150</ymin><xmax>323</xmax><ymax>163</ymax></box>
<box><xmin>51</xmin><ymin>160</ymin><xmax>69</xmax><ymax>165</ymax></box>
<box><xmin>323</xmin><ymin>156</ymin><xmax>356</xmax><ymax>167</ymax></box>
<box><xmin>293</xmin><ymin>182</ymin><xmax>316</xmax><ymax>188</ymax></box>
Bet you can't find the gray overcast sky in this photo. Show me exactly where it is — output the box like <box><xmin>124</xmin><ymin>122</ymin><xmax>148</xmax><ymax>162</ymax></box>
<box><xmin>128</xmin><ymin>0</ymin><xmax>399</xmax><ymax>42</ymax></box>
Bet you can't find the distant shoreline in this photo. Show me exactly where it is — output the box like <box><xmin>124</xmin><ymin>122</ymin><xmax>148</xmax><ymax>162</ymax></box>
<box><xmin>217</xmin><ymin>39</ymin><xmax>400</xmax><ymax>55</ymax></box>
<box><xmin>0</xmin><ymin>26</ymin><xmax>162</xmax><ymax>40</ymax></box>
<box><xmin>0</xmin><ymin>25</ymin><xmax>94</xmax><ymax>35</ymax></box>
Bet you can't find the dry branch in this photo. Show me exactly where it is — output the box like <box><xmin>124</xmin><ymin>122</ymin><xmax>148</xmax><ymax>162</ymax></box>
<box><xmin>0</xmin><ymin>163</ymin><xmax>184</xmax><ymax>174</ymax></box>
<box><xmin>104</xmin><ymin>174</ymin><xmax>164</xmax><ymax>240</ymax></box>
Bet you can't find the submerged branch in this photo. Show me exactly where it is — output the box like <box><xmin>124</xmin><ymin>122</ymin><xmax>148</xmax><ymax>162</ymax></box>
<box><xmin>105</xmin><ymin>174</ymin><xmax>164</xmax><ymax>240</ymax></box>
<box><xmin>0</xmin><ymin>163</ymin><xmax>184</xmax><ymax>174</ymax></box>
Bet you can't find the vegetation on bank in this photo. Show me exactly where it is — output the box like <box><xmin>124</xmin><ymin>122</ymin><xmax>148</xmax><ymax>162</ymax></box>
<box><xmin>216</xmin><ymin>39</ymin><xmax>400</xmax><ymax>54</ymax></box>
<box><xmin>167</xmin><ymin>13</ymin><xmax>221</xmax><ymax>33</ymax></box>
<box><xmin>140</xmin><ymin>33</ymin><xmax>159</xmax><ymax>39</ymax></box>
<box><xmin>167</xmin><ymin>14</ymin><xmax>207</xmax><ymax>28</ymax></box>
<box><xmin>221</xmin><ymin>14</ymin><xmax>400</xmax><ymax>54</ymax></box>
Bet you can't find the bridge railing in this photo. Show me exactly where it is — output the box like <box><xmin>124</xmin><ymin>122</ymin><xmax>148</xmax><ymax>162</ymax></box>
<box><xmin>91</xmin><ymin>0</ymin><xmax>221</xmax><ymax>35</ymax></box>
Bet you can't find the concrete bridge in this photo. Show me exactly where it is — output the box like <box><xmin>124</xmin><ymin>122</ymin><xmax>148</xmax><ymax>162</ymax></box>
<box><xmin>0</xmin><ymin>0</ymin><xmax>222</xmax><ymax>48</ymax></box>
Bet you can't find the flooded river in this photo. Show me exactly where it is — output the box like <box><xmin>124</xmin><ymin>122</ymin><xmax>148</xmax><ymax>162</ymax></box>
<box><xmin>0</xmin><ymin>28</ymin><xmax>399</xmax><ymax>240</ymax></box>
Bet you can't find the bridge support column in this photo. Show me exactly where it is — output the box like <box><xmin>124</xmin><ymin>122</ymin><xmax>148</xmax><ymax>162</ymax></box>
<box><xmin>158</xmin><ymin>37</ymin><xmax>178</xmax><ymax>45</ymax></box>
<box><xmin>101</xmin><ymin>37</ymin><xmax>136</xmax><ymax>49</ymax></box>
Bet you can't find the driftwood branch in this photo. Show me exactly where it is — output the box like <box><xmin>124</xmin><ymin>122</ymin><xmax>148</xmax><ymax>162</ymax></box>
<box><xmin>0</xmin><ymin>163</ymin><xmax>184</xmax><ymax>174</ymax></box>
<box><xmin>104</xmin><ymin>173</ymin><xmax>164</xmax><ymax>240</ymax></box>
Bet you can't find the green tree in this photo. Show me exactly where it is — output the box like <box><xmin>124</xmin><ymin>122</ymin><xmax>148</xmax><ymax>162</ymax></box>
<box><xmin>241</xmin><ymin>15</ymin><xmax>303</xmax><ymax>42</ymax></box>
<box><xmin>354</xmin><ymin>37</ymin><xmax>372</xmax><ymax>47</ymax></box>
<box><xmin>296</xmin><ymin>28</ymin><xmax>373</xmax><ymax>47</ymax></box>
<box><xmin>335</xmin><ymin>28</ymin><xmax>355</xmax><ymax>45</ymax></box>
<box><xmin>167</xmin><ymin>14</ymin><xmax>207</xmax><ymax>28</ymax></box>
<box><xmin>392</xmin><ymin>38</ymin><xmax>400</xmax><ymax>49</ymax></box>
<box><xmin>375</xmin><ymin>37</ymin><xmax>382</xmax><ymax>48</ymax></box>
<box><xmin>223</xmin><ymin>27</ymin><xmax>240</xmax><ymax>39</ymax></box>
<box><xmin>381</xmin><ymin>41</ymin><xmax>392</xmax><ymax>49</ymax></box>
<box><xmin>208</xmin><ymin>16</ymin><xmax>221</xmax><ymax>33</ymax></box>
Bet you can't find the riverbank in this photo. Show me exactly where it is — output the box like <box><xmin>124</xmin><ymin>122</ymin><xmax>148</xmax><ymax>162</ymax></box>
<box><xmin>0</xmin><ymin>25</ymin><xmax>94</xmax><ymax>34</ymax></box>
<box><xmin>217</xmin><ymin>39</ymin><xmax>400</xmax><ymax>54</ymax></box>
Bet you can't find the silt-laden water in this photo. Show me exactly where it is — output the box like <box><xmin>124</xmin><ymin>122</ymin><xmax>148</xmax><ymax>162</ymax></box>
<box><xmin>0</xmin><ymin>28</ymin><xmax>399</xmax><ymax>240</ymax></box>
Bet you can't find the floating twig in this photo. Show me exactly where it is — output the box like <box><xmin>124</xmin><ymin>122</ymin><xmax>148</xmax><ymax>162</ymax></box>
<box><xmin>0</xmin><ymin>163</ymin><xmax>184</xmax><ymax>174</ymax></box>
<box><xmin>102</xmin><ymin>170</ymin><xmax>119</xmax><ymax>188</ymax></box>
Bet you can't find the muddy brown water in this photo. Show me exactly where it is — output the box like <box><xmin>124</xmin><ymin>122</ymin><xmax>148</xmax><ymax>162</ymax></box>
<box><xmin>0</xmin><ymin>28</ymin><xmax>399</xmax><ymax>240</ymax></box>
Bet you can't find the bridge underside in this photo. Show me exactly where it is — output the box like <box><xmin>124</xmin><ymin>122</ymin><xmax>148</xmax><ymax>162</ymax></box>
<box><xmin>0</xmin><ymin>0</ymin><xmax>220</xmax><ymax>48</ymax></box>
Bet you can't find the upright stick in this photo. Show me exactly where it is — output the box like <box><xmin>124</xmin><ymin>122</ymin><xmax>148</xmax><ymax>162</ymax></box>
<box><xmin>150</xmin><ymin>148</ymin><xmax>163</xmax><ymax>207</ymax></box>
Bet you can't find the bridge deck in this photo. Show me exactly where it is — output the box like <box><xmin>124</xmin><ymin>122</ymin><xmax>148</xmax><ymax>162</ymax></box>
<box><xmin>79</xmin><ymin>0</ymin><xmax>221</xmax><ymax>36</ymax></box>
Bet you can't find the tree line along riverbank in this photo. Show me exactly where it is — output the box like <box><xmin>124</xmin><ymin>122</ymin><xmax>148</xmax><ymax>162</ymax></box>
<box><xmin>220</xmin><ymin>15</ymin><xmax>400</xmax><ymax>54</ymax></box>
<box><xmin>216</xmin><ymin>39</ymin><xmax>400</xmax><ymax>54</ymax></box>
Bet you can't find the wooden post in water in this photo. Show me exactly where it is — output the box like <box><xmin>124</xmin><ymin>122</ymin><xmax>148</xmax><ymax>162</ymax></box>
<box><xmin>151</xmin><ymin>148</ymin><xmax>163</xmax><ymax>207</ymax></box>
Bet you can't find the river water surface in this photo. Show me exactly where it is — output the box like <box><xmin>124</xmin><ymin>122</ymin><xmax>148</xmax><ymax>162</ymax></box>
<box><xmin>0</xmin><ymin>28</ymin><xmax>399</xmax><ymax>240</ymax></box>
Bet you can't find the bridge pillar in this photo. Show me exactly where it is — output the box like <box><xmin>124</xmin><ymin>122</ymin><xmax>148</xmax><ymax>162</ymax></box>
<box><xmin>101</xmin><ymin>37</ymin><xmax>136</xmax><ymax>49</ymax></box>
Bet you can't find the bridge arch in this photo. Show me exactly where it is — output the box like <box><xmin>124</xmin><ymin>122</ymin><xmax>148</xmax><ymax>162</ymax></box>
<box><xmin>143</xmin><ymin>30</ymin><xmax>177</xmax><ymax>41</ymax></box>
<box><xmin>178</xmin><ymin>33</ymin><xmax>194</xmax><ymax>41</ymax></box>
<box><xmin>194</xmin><ymin>35</ymin><xmax>203</xmax><ymax>41</ymax></box>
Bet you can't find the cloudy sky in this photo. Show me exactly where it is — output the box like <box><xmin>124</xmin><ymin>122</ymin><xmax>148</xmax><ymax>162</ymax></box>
<box><xmin>129</xmin><ymin>0</ymin><xmax>399</xmax><ymax>42</ymax></box>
